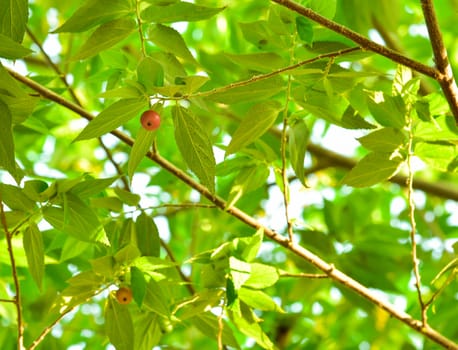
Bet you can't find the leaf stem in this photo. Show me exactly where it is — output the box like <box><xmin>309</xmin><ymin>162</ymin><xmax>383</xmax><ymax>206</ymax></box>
<box><xmin>135</xmin><ymin>0</ymin><xmax>147</xmax><ymax>57</ymax></box>
<box><xmin>167</xmin><ymin>47</ymin><xmax>361</xmax><ymax>101</ymax></box>
<box><xmin>406</xmin><ymin>109</ymin><xmax>427</xmax><ymax>324</ymax></box>
<box><xmin>280</xmin><ymin>35</ymin><xmax>297</xmax><ymax>242</ymax></box>
<box><xmin>27</xmin><ymin>305</ymin><xmax>78</xmax><ymax>350</ymax></box>
<box><xmin>279</xmin><ymin>272</ymin><xmax>329</xmax><ymax>279</ymax></box>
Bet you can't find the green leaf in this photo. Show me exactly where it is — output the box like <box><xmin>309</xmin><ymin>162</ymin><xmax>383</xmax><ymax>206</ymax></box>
<box><xmin>177</xmin><ymin>290</ymin><xmax>224</xmax><ymax>320</ymax></box>
<box><xmin>367</xmin><ymin>93</ymin><xmax>406</xmax><ymax>128</ymax></box>
<box><xmin>174</xmin><ymin>75</ymin><xmax>210</xmax><ymax>94</ymax></box>
<box><xmin>135</xmin><ymin>212</ymin><xmax>160</xmax><ymax>257</ymax></box>
<box><xmin>75</xmin><ymin>99</ymin><xmax>146</xmax><ymax>141</ymax></box>
<box><xmin>233</xmin><ymin>228</ymin><xmax>264</xmax><ymax>262</ymax></box>
<box><xmin>225</xmin><ymin>52</ymin><xmax>285</xmax><ymax>72</ymax></box>
<box><xmin>392</xmin><ymin>65</ymin><xmax>413</xmax><ymax>96</ymax></box>
<box><xmin>191</xmin><ymin>313</ymin><xmax>240</xmax><ymax>349</ymax></box>
<box><xmin>207</xmin><ymin>76</ymin><xmax>284</xmax><ymax>104</ymax></box>
<box><xmin>226</xmin><ymin>101</ymin><xmax>282</xmax><ymax>155</ymax></box>
<box><xmin>105</xmin><ymin>295</ymin><xmax>135</xmax><ymax>350</ymax></box>
<box><xmin>71</xmin><ymin>176</ymin><xmax>118</xmax><ymax>199</ymax></box>
<box><xmin>288</xmin><ymin>119</ymin><xmax>309</xmax><ymax>186</ymax></box>
<box><xmin>239</xmin><ymin>288</ymin><xmax>283</xmax><ymax>312</ymax></box>
<box><xmin>61</xmin><ymin>270</ymin><xmax>104</xmax><ymax>305</ymax></box>
<box><xmin>341</xmin><ymin>105</ymin><xmax>377</xmax><ymax>129</ymax></box>
<box><xmin>134</xmin><ymin>312</ymin><xmax>162</xmax><ymax>349</ymax></box>
<box><xmin>142</xmin><ymin>279</ymin><xmax>170</xmax><ymax>317</ymax></box>
<box><xmin>137</xmin><ymin>57</ymin><xmax>164</xmax><ymax>90</ymax></box>
<box><xmin>299</xmin><ymin>92</ymin><xmax>348</xmax><ymax>126</ymax></box>
<box><xmin>244</xmin><ymin>263</ymin><xmax>279</xmax><ymax>289</ymax></box>
<box><xmin>0</xmin><ymin>101</ymin><xmax>17</xmax><ymax>182</ymax></box>
<box><xmin>148</xmin><ymin>24</ymin><xmax>198</xmax><ymax>65</ymax></box>
<box><xmin>131</xmin><ymin>266</ymin><xmax>147</xmax><ymax>307</ymax></box>
<box><xmin>296</xmin><ymin>17</ymin><xmax>313</xmax><ymax>45</ymax></box>
<box><xmin>42</xmin><ymin>194</ymin><xmax>107</xmax><ymax>243</ymax></box>
<box><xmin>0</xmin><ymin>183</ymin><xmax>36</xmax><ymax>212</ymax></box>
<box><xmin>90</xmin><ymin>255</ymin><xmax>115</xmax><ymax>278</ymax></box>
<box><xmin>229</xmin><ymin>256</ymin><xmax>251</xmax><ymax>290</ymax></box>
<box><xmin>23</xmin><ymin>222</ymin><xmax>45</xmax><ymax>290</ymax></box>
<box><xmin>415</xmin><ymin>115</ymin><xmax>458</xmax><ymax>142</ymax></box>
<box><xmin>0</xmin><ymin>33</ymin><xmax>32</xmax><ymax>59</ymax></box>
<box><xmin>357</xmin><ymin>127</ymin><xmax>406</xmax><ymax>153</ymax></box>
<box><xmin>72</xmin><ymin>18</ymin><xmax>136</xmax><ymax>60</ymax></box>
<box><xmin>133</xmin><ymin>256</ymin><xmax>177</xmax><ymax>273</ymax></box>
<box><xmin>0</xmin><ymin>0</ymin><xmax>27</xmax><ymax>42</ymax></box>
<box><xmin>141</xmin><ymin>3</ymin><xmax>225</xmax><ymax>23</ymax></box>
<box><xmin>23</xmin><ymin>180</ymin><xmax>49</xmax><ymax>202</ymax></box>
<box><xmin>226</xmin><ymin>165</ymin><xmax>270</xmax><ymax>208</ymax></box>
<box><xmin>308</xmin><ymin>0</ymin><xmax>337</xmax><ymax>18</ymax></box>
<box><xmin>61</xmin><ymin>237</ymin><xmax>92</xmax><ymax>262</ymax></box>
<box><xmin>53</xmin><ymin>0</ymin><xmax>133</xmax><ymax>33</ymax></box>
<box><xmin>172</xmin><ymin>106</ymin><xmax>216</xmax><ymax>193</ymax></box>
<box><xmin>114</xmin><ymin>187</ymin><xmax>141</xmax><ymax>206</ymax></box>
<box><xmin>415</xmin><ymin>142</ymin><xmax>457</xmax><ymax>172</ymax></box>
<box><xmin>114</xmin><ymin>244</ymin><xmax>141</xmax><ymax>265</ymax></box>
<box><xmin>342</xmin><ymin>152</ymin><xmax>404</xmax><ymax>187</ymax></box>
<box><xmin>228</xmin><ymin>303</ymin><xmax>275</xmax><ymax>350</ymax></box>
<box><xmin>128</xmin><ymin>126</ymin><xmax>156</xmax><ymax>180</ymax></box>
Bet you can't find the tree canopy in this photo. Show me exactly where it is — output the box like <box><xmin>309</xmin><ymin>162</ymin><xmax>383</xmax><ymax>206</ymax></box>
<box><xmin>0</xmin><ymin>0</ymin><xmax>457</xmax><ymax>349</ymax></box>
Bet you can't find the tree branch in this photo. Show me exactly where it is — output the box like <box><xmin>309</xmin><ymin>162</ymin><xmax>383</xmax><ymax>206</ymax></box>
<box><xmin>420</xmin><ymin>0</ymin><xmax>458</xmax><ymax>122</ymax></box>
<box><xmin>7</xmin><ymin>68</ymin><xmax>458</xmax><ymax>349</ymax></box>
<box><xmin>271</xmin><ymin>0</ymin><xmax>438</xmax><ymax>78</ymax></box>
<box><xmin>0</xmin><ymin>196</ymin><xmax>25</xmax><ymax>350</ymax></box>
<box><xmin>271</xmin><ymin>0</ymin><xmax>458</xmax><ymax>120</ymax></box>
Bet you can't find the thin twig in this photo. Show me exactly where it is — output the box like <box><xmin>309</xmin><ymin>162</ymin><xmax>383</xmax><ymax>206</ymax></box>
<box><xmin>280</xmin><ymin>40</ymin><xmax>296</xmax><ymax>242</ymax></box>
<box><xmin>27</xmin><ymin>305</ymin><xmax>78</xmax><ymax>350</ymax></box>
<box><xmin>424</xmin><ymin>269</ymin><xmax>456</xmax><ymax>312</ymax></box>
<box><xmin>0</xmin><ymin>197</ymin><xmax>25</xmax><ymax>350</ymax></box>
<box><xmin>217</xmin><ymin>303</ymin><xmax>224</xmax><ymax>350</ymax></box>
<box><xmin>135</xmin><ymin>0</ymin><xmax>147</xmax><ymax>57</ymax></box>
<box><xmin>0</xmin><ymin>298</ymin><xmax>16</xmax><ymax>303</ymax></box>
<box><xmin>159</xmin><ymin>238</ymin><xmax>195</xmax><ymax>295</ymax></box>
<box><xmin>420</xmin><ymin>0</ymin><xmax>458</xmax><ymax>122</ymax></box>
<box><xmin>406</xmin><ymin>110</ymin><xmax>427</xmax><ymax>324</ymax></box>
<box><xmin>167</xmin><ymin>47</ymin><xmax>361</xmax><ymax>101</ymax></box>
<box><xmin>279</xmin><ymin>272</ymin><xmax>329</xmax><ymax>279</ymax></box>
<box><xmin>8</xmin><ymin>69</ymin><xmax>458</xmax><ymax>349</ymax></box>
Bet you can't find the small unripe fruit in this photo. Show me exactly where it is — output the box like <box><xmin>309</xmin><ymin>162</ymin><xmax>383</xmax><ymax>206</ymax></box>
<box><xmin>140</xmin><ymin>110</ymin><xmax>161</xmax><ymax>131</ymax></box>
<box><xmin>115</xmin><ymin>286</ymin><xmax>133</xmax><ymax>305</ymax></box>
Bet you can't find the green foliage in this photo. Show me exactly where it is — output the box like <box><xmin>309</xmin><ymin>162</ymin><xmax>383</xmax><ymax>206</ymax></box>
<box><xmin>0</xmin><ymin>0</ymin><xmax>457</xmax><ymax>349</ymax></box>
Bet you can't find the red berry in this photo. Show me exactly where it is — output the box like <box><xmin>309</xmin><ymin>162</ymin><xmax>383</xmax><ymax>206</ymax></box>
<box><xmin>115</xmin><ymin>286</ymin><xmax>133</xmax><ymax>305</ymax></box>
<box><xmin>140</xmin><ymin>110</ymin><xmax>161</xmax><ymax>131</ymax></box>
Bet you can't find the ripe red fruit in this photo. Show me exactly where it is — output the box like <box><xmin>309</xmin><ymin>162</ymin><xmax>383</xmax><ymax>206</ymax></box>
<box><xmin>115</xmin><ymin>286</ymin><xmax>133</xmax><ymax>305</ymax></box>
<box><xmin>140</xmin><ymin>110</ymin><xmax>161</xmax><ymax>131</ymax></box>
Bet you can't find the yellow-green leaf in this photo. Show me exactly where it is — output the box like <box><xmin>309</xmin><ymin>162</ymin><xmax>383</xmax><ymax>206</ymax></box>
<box><xmin>105</xmin><ymin>295</ymin><xmax>135</xmax><ymax>350</ymax></box>
<box><xmin>72</xmin><ymin>18</ymin><xmax>136</xmax><ymax>60</ymax></box>
<box><xmin>23</xmin><ymin>222</ymin><xmax>45</xmax><ymax>290</ymax></box>
<box><xmin>226</xmin><ymin>101</ymin><xmax>282</xmax><ymax>155</ymax></box>
<box><xmin>172</xmin><ymin>106</ymin><xmax>215</xmax><ymax>193</ymax></box>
